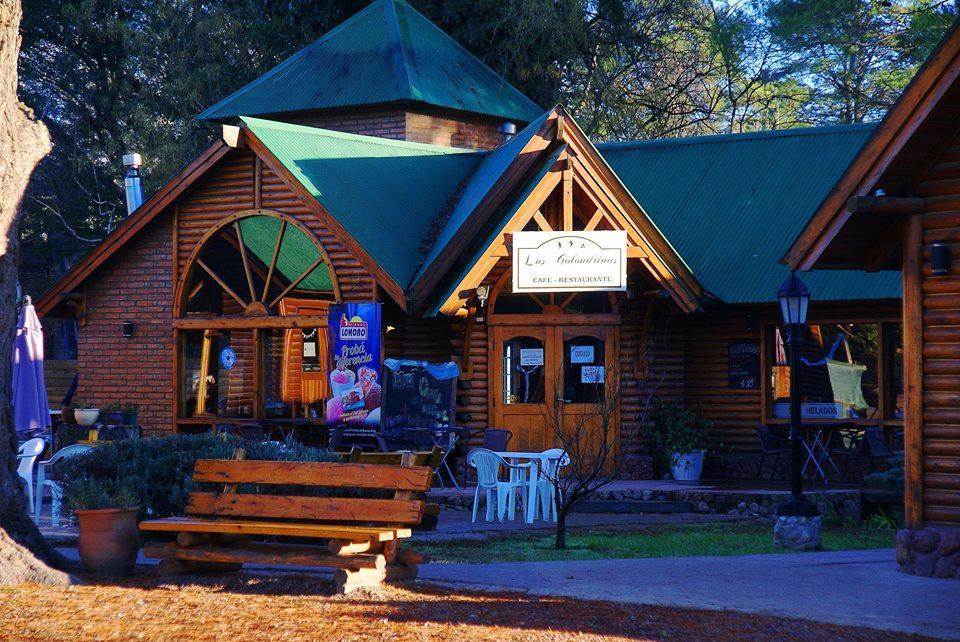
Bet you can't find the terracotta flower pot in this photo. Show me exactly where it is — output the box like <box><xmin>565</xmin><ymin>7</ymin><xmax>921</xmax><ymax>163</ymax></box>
<box><xmin>75</xmin><ymin>507</ymin><xmax>140</xmax><ymax>576</ymax></box>
<box><xmin>60</xmin><ymin>406</ymin><xmax>76</xmax><ymax>424</ymax></box>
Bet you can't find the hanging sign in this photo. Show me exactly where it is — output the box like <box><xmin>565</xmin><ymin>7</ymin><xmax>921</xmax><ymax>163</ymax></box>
<box><xmin>326</xmin><ymin>303</ymin><xmax>382</xmax><ymax>427</ymax></box>
<box><xmin>513</xmin><ymin>231</ymin><xmax>627</xmax><ymax>293</ymax></box>
<box><xmin>728</xmin><ymin>341</ymin><xmax>760</xmax><ymax>389</ymax></box>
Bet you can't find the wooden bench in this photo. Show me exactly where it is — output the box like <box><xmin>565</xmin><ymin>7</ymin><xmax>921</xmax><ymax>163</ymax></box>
<box><xmin>139</xmin><ymin>452</ymin><xmax>432</xmax><ymax>593</ymax></box>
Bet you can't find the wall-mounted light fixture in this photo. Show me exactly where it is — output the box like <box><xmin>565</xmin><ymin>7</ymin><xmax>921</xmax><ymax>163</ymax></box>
<box><xmin>932</xmin><ymin>241</ymin><xmax>952</xmax><ymax>276</ymax></box>
<box><xmin>122</xmin><ymin>320</ymin><xmax>135</xmax><ymax>338</ymax></box>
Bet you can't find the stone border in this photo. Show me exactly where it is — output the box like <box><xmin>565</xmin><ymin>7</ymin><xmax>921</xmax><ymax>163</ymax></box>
<box><xmin>896</xmin><ymin>526</ymin><xmax>960</xmax><ymax>579</ymax></box>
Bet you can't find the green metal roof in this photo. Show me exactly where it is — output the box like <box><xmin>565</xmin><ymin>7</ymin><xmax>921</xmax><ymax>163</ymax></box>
<box><xmin>598</xmin><ymin>125</ymin><xmax>902</xmax><ymax>304</ymax></box>
<box><xmin>199</xmin><ymin>0</ymin><xmax>542</xmax><ymax>123</ymax></box>
<box><xmin>242</xmin><ymin>117</ymin><xmax>483</xmax><ymax>289</ymax></box>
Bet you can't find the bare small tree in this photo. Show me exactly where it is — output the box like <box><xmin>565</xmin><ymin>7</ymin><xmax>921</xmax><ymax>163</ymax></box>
<box><xmin>541</xmin><ymin>369</ymin><xmax>620</xmax><ymax>550</ymax></box>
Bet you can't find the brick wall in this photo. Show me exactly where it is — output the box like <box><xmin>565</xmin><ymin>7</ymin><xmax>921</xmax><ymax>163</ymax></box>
<box><xmin>280</xmin><ymin>108</ymin><xmax>407</xmax><ymax>141</ymax></box>
<box><xmin>76</xmin><ymin>216</ymin><xmax>174</xmax><ymax>436</ymax></box>
<box><xmin>272</xmin><ymin>104</ymin><xmax>511</xmax><ymax>150</ymax></box>
<box><xmin>405</xmin><ymin>109</ymin><xmax>504</xmax><ymax>150</ymax></box>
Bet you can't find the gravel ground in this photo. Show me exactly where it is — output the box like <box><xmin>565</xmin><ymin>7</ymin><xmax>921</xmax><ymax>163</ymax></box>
<box><xmin>0</xmin><ymin>571</ymin><xmax>940</xmax><ymax>641</ymax></box>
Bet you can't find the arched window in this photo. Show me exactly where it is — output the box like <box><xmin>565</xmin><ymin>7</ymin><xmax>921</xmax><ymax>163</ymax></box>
<box><xmin>175</xmin><ymin>210</ymin><xmax>337</xmax><ymax>429</ymax></box>
<box><xmin>178</xmin><ymin>210</ymin><xmax>338</xmax><ymax>317</ymax></box>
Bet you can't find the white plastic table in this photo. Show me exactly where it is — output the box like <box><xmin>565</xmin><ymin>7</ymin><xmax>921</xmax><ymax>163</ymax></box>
<box><xmin>494</xmin><ymin>450</ymin><xmax>564</xmax><ymax>524</ymax></box>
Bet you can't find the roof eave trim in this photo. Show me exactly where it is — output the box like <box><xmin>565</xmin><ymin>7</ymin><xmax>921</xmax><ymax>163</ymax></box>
<box><xmin>782</xmin><ymin>19</ymin><xmax>960</xmax><ymax>271</ymax></box>
<box><xmin>35</xmin><ymin>140</ymin><xmax>234</xmax><ymax>316</ymax></box>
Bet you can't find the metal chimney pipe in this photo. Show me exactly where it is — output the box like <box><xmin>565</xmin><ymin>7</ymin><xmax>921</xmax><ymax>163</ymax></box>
<box><xmin>122</xmin><ymin>153</ymin><xmax>144</xmax><ymax>215</ymax></box>
<box><xmin>498</xmin><ymin>122</ymin><xmax>517</xmax><ymax>143</ymax></box>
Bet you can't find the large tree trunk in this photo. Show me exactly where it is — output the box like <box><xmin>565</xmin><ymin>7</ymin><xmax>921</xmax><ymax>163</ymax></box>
<box><xmin>0</xmin><ymin>0</ymin><xmax>70</xmax><ymax>585</ymax></box>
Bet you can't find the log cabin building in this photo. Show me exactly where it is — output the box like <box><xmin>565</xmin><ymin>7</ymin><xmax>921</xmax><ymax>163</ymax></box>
<box><xmin>37</xmin><ymin>0</ymin><xmax>903</xmax><ymax>480</ymax></box>
<box><xmin>786</xmin><ymin>21</ymin><xmax>960</xmax><ymax>577</ymax></box>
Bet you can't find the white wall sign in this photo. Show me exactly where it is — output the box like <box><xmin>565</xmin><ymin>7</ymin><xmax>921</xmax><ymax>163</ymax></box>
<box><xmin>513</xmin><ymin>231</ymin><xmax>627</xmax><ymax>293</ymax></box>
<box><xmin>570</xmin><ymin>345</ymin><xmax>594</xmax><ymax>364</ymax></box>
<box><xmin>519</xmin><ymin>348</ymin><xmax>544</xmax><ymax>366</ymax></box>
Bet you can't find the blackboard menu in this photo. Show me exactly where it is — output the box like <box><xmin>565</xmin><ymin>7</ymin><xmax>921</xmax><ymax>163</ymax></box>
<box><xmin>382</xmin><ymin>360</ymin><xmax>458</xmax><ymax>430</ymax></box>
<box><xmin>728</xmin><ymin>341</ymin><xmax>760</xmax><ymax>389</ymax></box>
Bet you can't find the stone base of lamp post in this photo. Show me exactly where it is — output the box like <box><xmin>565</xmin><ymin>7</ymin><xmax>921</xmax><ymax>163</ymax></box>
<box><xmin>773</xmin><ymin>515</ymin><xmax>822</xmax><ymax>551</ymax></box>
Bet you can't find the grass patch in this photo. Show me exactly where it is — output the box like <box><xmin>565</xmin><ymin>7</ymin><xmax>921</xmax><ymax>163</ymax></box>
<box><xmin>419</xmin><ymin>521</ymin><xmax>895</xmax><ymax>564</ymax></box>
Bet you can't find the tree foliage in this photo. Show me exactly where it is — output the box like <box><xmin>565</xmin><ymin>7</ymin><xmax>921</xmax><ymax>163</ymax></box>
<box><xmin>15</xmin><ymin>0</ymin><xmax>958</xmax><ymax>310</ymax></box>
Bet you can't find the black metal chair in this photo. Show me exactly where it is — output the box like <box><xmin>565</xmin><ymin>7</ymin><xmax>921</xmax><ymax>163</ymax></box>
<box><xmin>756</xmin><ymin>424</ymin><xmax>789</xmax><ymax>481</ymax></box>
<box><xmin>860</xmin><ymin>426</ymin><xmax>901</xmax><ymax>475</ymax></box>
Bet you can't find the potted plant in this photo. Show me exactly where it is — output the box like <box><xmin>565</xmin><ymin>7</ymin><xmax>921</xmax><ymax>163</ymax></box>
<box><xmin>101</xmin><ymin>402</ymin><xmax>140</xmax><ymax>426</ymax></box>
<box><xmin>60</xmin><ymin>402</ymin><xmax>77</xmax><ymax>425</ymax></box>
<box><xmin>649</xmin><ymin>404</ymin><xmax>713</xmax><ymax>482</ymax></box>
<box><xmin>74</xmin><ymin>403</ymin><xmax>100</xmax><ymax>426</ymax></box>
<box><xmin>65</xmin><ymin>479</ymin><xmax>140</xmax><ymax>576</ymax></box>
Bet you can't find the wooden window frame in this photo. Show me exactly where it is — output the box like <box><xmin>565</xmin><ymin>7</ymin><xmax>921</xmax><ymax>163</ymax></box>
<box><xmin>761</xmin><ymin>316</ymin><xmax>904</xmax><ymax>428</ymax></box>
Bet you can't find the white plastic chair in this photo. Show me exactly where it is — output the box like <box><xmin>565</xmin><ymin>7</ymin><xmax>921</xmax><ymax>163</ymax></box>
<box><xmin>16</xmin><ymin>438</ymin><xmax>46</xmax><ymax>516</ymax></box>
<box><xmin>537</xmin><ymin>448</ymin><xmax>570</xmax><ymax>522</ymax></box>
<box><xmin>34</xmin><ymin>444</ymin><xmax>93</xmax><ymax>526</ymax></box>
<box><xmin>467</xmin><ymin>448</ymin><xmax>530</xmax><ymax>522</ymax></box>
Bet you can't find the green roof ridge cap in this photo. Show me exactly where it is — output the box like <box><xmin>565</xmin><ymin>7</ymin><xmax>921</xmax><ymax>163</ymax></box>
<box><xmin>390</xmin><ymin>0</ymin><xmax>542</xmax><ymax>118</ymax></box>
<box><xmin>240</xmin><ymin>116</ymin><xmax>482</xmax><ymax>155</ymax></box>
<box><xmin>597</xmin><ymin>123</ymin><xmax>878</xmax><ymax>150</ymax></box>
<box><xmin>383</xmin><ymin>0</ymin><xmax>414</xmax><ymax>101</ymax></box>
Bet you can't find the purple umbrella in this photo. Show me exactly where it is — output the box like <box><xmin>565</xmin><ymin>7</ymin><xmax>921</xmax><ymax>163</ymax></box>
<box><xmin>12</xmin><ymin>297</ymin><xmax>50</xmax><ymax>439</ymax></box>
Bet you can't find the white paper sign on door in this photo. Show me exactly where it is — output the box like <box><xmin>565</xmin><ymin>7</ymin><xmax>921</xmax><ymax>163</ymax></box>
<box><xmin>570</xmin><ymin>345</ymin><xmax>594</xmax><ymax>364</ymax></box>
<box><xmin>581</xmin><ymin>366</ymin><xmax>605</xmax><ymax>383</ymax></box>
<box><xmin>519</xmin><ymin>348</ymin><xmax>544</xmax><ymax>366</ymax></box>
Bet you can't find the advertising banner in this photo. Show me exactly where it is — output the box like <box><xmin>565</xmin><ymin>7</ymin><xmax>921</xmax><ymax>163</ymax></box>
<box><xmin>326</xmin><ymin>303</ymin><xmax>382</xmax><ymax>427</ymax></box>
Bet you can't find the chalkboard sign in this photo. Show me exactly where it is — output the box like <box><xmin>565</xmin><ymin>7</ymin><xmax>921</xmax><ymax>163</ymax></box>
<box><xmin>728</xmin><ymin>341</ymin><xmax>760</xmax><ymax>389</ymax></box>
<box><xmin>382</xmin><ymin>360</ymin><xmax>458</xmax><ymax>430</ymax></box>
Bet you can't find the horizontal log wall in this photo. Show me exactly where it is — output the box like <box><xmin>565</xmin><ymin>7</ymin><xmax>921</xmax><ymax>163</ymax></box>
<box><xmin>914</xmin><ymin>151</ymin><xmax>960</xmax><ymax>525</ymax></box>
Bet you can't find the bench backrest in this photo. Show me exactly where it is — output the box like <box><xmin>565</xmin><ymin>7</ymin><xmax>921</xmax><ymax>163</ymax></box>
<box><xmin>186</xmin><ymin>459</ymin><xmax>433</xmax><ymax>526</ymax></box>
<box><xmin>356</xmin><ymin>447</ymin><xmax>443</xmax><ymax>468</ymax></box>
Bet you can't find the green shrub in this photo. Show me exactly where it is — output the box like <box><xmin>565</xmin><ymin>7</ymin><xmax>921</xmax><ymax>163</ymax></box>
<box><xmin>66</xmin><ymin>479</ymin><xmax>139</xmax><ymax>511</ymax></box>
<box><xmin>59</xmin><ymin>434</ymin><xmax>340</xmax><ymax>521</ymax></box>
<box><xmin>864</xmin><ymin>454</ymin><xmax>904</xmax><ymax>493</ymax></box>
<box><xmin>649</xmin><ymin>404</ymin><xmax>713</xmax><ymax>455</ymax></box>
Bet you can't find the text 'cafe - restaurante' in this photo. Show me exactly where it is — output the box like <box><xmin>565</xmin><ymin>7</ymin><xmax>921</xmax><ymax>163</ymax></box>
<box><xmin>37</xmin><ymin>0</ymin><xmax>903</xmax><ymax>479</ymax></box>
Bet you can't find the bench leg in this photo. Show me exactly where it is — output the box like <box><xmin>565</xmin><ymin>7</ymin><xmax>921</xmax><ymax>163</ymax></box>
<box><xmin>154</xmin><ymin>558</ymin><xmax>243</xmax><ymax>576</ymax></box>
<box><xmin>333</xmin><ymin>563</ymin><xmax>419</xmax><ymax>594</ymax></box>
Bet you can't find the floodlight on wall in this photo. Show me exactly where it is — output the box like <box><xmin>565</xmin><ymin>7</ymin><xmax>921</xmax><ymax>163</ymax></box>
<box><xmin>932</xmin><ymin>241</ymin><xmax>952</xmax><ymax>276</ymax></box>
<box><xmin>122</xmin><ymin>320</ymin><xmax>135</xmax><ymax>338</ymax></box>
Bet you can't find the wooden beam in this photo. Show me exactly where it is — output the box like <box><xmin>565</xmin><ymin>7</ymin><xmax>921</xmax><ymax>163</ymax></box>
<box><xmin>562</xmin><ymin>168</ymin><xmax>573</xmax><ymax>230</ymax></box>
<box><xmin>846</xmin><ymin>196</ymin><xmax>925</xmax><ymax>215</ymax></box>
<box><xmin>174</xmin><ymin>315</ymin><xmax>329</xmax><ymax>330</ymax></box>
<box><xmin>903</xmin><ymin>213</ymin><xmax>924</xmax><ymax>529</ymax></box>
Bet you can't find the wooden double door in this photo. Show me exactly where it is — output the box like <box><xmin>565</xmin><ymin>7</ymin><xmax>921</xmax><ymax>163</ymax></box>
<box><xmin>490</xmin><ymin>324</ymin><xmax>619</xmax><ymax>454</ymax></box>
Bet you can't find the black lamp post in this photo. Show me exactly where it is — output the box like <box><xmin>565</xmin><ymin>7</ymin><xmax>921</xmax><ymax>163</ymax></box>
<box><xmin>776</xmin><ymin>272</ymin><xmax>819</xmax><ymax>518</ymax></box>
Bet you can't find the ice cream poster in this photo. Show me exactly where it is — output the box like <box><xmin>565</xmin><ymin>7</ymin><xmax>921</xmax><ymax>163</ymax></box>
<box><xmin>325</xmin><ymin>303</ymin><xmax>382</xmax><ymax>427</ymax></box>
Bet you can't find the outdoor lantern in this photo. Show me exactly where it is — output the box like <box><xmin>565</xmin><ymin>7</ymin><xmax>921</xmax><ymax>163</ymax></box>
<box><xmin>932</xmin><ymin>241</ymin><xmax>952</xmax><ymax>275</ymax></box>
<box><xmin>777</xmin><ymin>272</ymin><xmax>810</xmax><ymax>327</ymax></box>
<box><xmin>122</xmin><ymin>320</ymin><xmax>135</xmax><ymax>338</ymax></box>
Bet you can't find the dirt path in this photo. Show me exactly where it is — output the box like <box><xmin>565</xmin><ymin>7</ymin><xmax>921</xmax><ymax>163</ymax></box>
<box><xmin>0</xmin><ymin>572</ymin><xmax>938</xmax><ymax>641</ymax></box>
